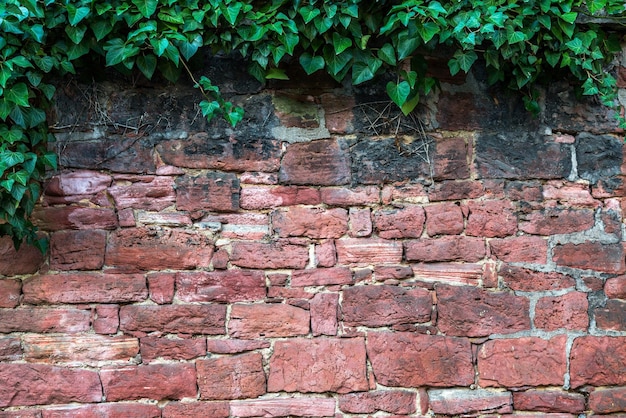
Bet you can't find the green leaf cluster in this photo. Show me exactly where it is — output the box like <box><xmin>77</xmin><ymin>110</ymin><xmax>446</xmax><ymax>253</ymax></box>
<box><xmin>1</xmin><ymin>0</ymin><xmax>625</xmax><ymax>250</ymax></box>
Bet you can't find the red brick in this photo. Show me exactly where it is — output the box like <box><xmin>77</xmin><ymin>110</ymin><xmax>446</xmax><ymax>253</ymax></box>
<box><xmin>202</xmin><ymin>213</ymin><xmax>269</xmax><ymax>240</ymax></box>
<box><xmin>405</xmin><ymin>236</ymin><xmax>485</xmax><ymax>262</ymax></box>
<box><xmin>120</xmin><ymin>305</ymin><xmax>226</xmax><ymax>336</ymax></box>
<box><xmin>412</xmin><ymin>263</ymin><xmax>483</xmax><ymax>286</ymax></box>
<box><xmin>342</xmin><ymin>285</ymin><xmax>431</xmax><ymax>327</ymax></box>
<box><xmin>273</xmin><ymin>207</ymin><xmax>348</xmax><ymax>238</ymax></box>
<box><xmin>381</xmin><ymin>184</ymin><xmax>428</xmax><ymax>204</ymax></box>
<box><xmin>348</xmin><ymin>207</ymin><xmax>372</xmax><ymax>237</ymax></box>
<box><xmin>230</xmin><ymin>241</ymin><xmax>308</xmax><ymax>269</ymax></box>
<box><xmin>321</xmin><ymin>92</ymin><xmax>354</xmax><ymax>133</ymax></box>
<box><xmin>140</xmin><ymin>336</ymin><xmax>206</xmax><ymax>363</ymax></box>
<box><xmin>41</xmin><ymin>403</ymin><xmax>161</xmax><ymax>418</ymax></box>
<box><xmin>0</xmin><ymin>409</ymin><xmax>40</xmax><ymax>417</ymax></box>
<box><xmin>33</xmin><ymin>206</ymin><xmax>118</xmax><ymax>231</ymax></box>
<box><xmin>230</xmin><ymin>398</ymin><xmax>336</xmax><ymax>417</ymax></box>
<box><xmin>23</xmin><ymin>335</ymin><xmax>138</xmax><ymax>364</ymax></box>
<box><xmin>240</xmin><ymin>186</ymin><xmax>321</xmax><ymax>209</ymax></box>
<box><xmin>432</xmin><ymin>136</ymin><xmax>470</xmax><ymax>179</ymax></box>
<box><xmin>45</xmin><ymin>170</ymin><xmax>111</xmax><ymax>196</ymax></box>
<box><xmin>315</xmin><ymin>240</ymin><xmax>337</xmax><ymax>267</ymax></box>
<box><xmin>291</xmin><ymin>267</ymin><xmax>353</xmax><ymax>287</ymax></box>
<box><xmin>175</xmin><ymin>172</ymin><xmax>239</xmax><ymax>213</ymax></box>
<box><xmin>279</xmin><ymin>139</ymin><xmax>351</xmax><ymax>185</ymax></box>
<box><xmin>478</xmin><ymin>336</ymin><xmax>567</xmax><ymax>387</ymax></box>
<box><xmin>0</xmin><ymin>337</ymin><xmax>22</xmax><ymax>361</ymax></box>
<box><xmin>311</xmin><ymin>293</ymin><xmax>339</xmax><ymax>336</ymax></box>
<box><xmin>465</xmin><ymin>200</ymin><xmax>517</xmax><ymax>238</ymax></box>
<box><xmin>211</xmin><ymin>247</ymin><xmax>229</xmax><ymax>269</ymax></box>
<box><xmin>367</xmin><ymin>332</ymin><xmax>474</xmax><ymax>387</ymax></box>
<box><xmin>117</xmin><ymin>207</ymin><xmax>135</xmax><ymax>227</ymax></box>
<box><xmin>513</xmin><ymin>390</ymin><xmax>586</xmax><ymax>413</ymax></box>
<box><xmin>553</xmin><ymin>242</ymin><xmax>625</xmax><ymax>273</ymax></box>
<box><xmin>157</xmin><ymin>132</ymin><xmax>280</xmax><ymax>172</ymax></box>
<box><xmin>0</xmin><ymin>308</ymin><xmax>90</xmax><ymax>333</ymax></box>
<box><xmin>428</xmin><ymin>388</ymin><xmax>512</xmax><ymax>415</ymax></box>
<box><xmin>106</xmin><ymin>227</ymin><xmax>213</xmax><ymax>271</ymax></box>
<box><xmin>0</xmin><ymin>364</ymin><xmax>101</xmax><ymax>407</ymax></box>
<box><xmin>437</xmin><ymin>284</ymin><xmax>530</xmax><ymax>337</ymax></box>
<box><xmin>147</xmin><ymin>272</ymin><xmax>175</xmax><ymax>304</ymax></box>
<box><xmin>108</xmin><ymin>176</ymin><xmax>175</xmax><ymax>211</ymax></box>
<box><xmin>535</xmin><ymin>292</ymin><xmax>589</xmax><ymax>331</ymax></box>
<box><xmin>268</xmin><ymin>337</ymin><xmax>368</xmax><ymax>393</ymax></box>
<box><xmin>489</xmin><ymin>236</ymin><xmax>548</xmax><ymax>263</ymax></box>
<box><xmin>606</xmin><ymin>275</ymin><xmax>626</xmax><ymax>298</ymax></box>
<box><xmin>197</xmin><ymin>352</ymin><xmax>266</xmax><ymax>400</ymax></box>
<box><xmin>374</xmin><ymin>264</ymin><xmax>414</xmax><ymax>280</ymax></box>
<box><xmin>570</xmin><ymin>336</ymin><xmax>626</xmax><ymax>388</ymax></box>
<box><xmin>206</xmin><ymin>339</ymin><xmax>270</xmax><ymax>354</ymax></box>
<box><xmin>176</xmin><ymin>270</ymin><xmax>265</xmax><ymax>303</ymax></box>
<box><xmin>321</xmin><ymin>186</ymin><xmax>380</xmax><ymax>205</ymax></box>
<box><xmin>0</xmin><ymin>237</ymin><xmax>44</xmax><ymax>276</ymax></box>
<box><xmin>49</xmin><ymin>230</ymin><xmax>106</xmax><ymax>271</ymax></box>
<box><xmin>162</xmin><ymin>401</ymin><xmax>229</xmax><ymax>418</ymax></box>
<box><xmin>505</xmin><ymin>181</ymin><xmax>544</xmax><ymax>201</ymax></box>
<box><xmin>373</xmin><ymin>205</ymin><xmax>425</xmax><ymax>239</ymax></box>
<box><xmin>595</xmin><ymin>299</ymin><xmax>626</xmax><ymax>331</ymax></box>
<box><xmin>500</xmin><ymin>265</ymin><xmax>576</xmax><ymax>291</ymax></box>
<box><xmin>483</xmin><ymin>260</ymin><xmax>498</xmax><ymax>287</ymax></box>
<box><xmin>519</xmin><ymin>208</ymin><xmax>595</xmax><ymax>235</ymax></box>
<box><xmin>240</xmin><ymin>171</ymin><xmax>278</xmax><ymax>184</ymax></box>
<box><xmin>424</xmin><ymin>202</ymin><xmax>464</xmax><ymax>236</ymax></box>
<box><xmin>589</xmin><ymin>387</ymin><xmax>626</xmax><ymax>414</ymax></box>
<box><xmin>336</xmin><ymin>238</ymin><xmax>403</xmax><ymax>264</ymax></box>
<box><xmin>229</xmin><ymin>303</ymin><xmax>309</xmax><ymax>339</ymax></box>
<box><xmin>23</xmin><ymin>273</ymin><xmax>147</xmax><ymax>304</ymax></box>
<box><xmin>136</xmin><ymin>211</ymin><xmax>192</xmax><ymax>227</ymax></box>
<box><xmin>339</xmin><ymin>390</ymin><xmax>416</xmax><ymax>414</ymax></box>
<box><xmin>0</xmin><ymin>279</ymin><xmax>20</xmax><ymax>308</ymax></box>
<box><xmin>94</xmin><ymin>304</ymin><xmax>119</xmax><ymax>334</ymax></box>
<box><xmin>428</xmin><ymin>180</ymin><xmax>486</xmax><ymax>201</ymax></box>
<box><xmin>542</xmin><ymin>181</ymin><xmax>598</xmax><ymax>206</ymax></box>
<box><xmin>101</xmin><ymin>364</ymin><xmax>196</xmax><ymax>401</ymax></box>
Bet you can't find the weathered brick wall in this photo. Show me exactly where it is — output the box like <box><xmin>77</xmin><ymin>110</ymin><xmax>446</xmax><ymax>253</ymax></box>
<box><xmin>1</xmin><ymin>50</ymin><xmax>626</xmax><ymax>417</ymax></box>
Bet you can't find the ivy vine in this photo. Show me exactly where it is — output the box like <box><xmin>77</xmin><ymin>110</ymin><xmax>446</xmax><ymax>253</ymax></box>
<box><xmin>1</xmin><ymin>0</ymin><xmax>625</xmax><ymax>251</ymax></box>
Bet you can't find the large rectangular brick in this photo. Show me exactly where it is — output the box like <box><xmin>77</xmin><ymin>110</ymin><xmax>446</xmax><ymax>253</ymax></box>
<box><xmin>33</xmin><ymin>206</ymin><xmax>118</xmax><ymax>231</ymax></box>
<box><xmin>367</xmin><ymin>332</ymin><xmax>474</xmax><ymax>387</ymax></box>
<box><xmin>175</xmin><ymin>172</ymin><xmax>239</xmax><ymax>213</ymax></box>
<box><xmin>230</xmin><ymin>398</ymin><xmax>336</xmax><ymax>417</ymax></box>
<box><xmin>229</xmin><ymin>303</ymin><xmax>309</xmax><ymax>339</ymax></box>
<box><xmin>542</xmin><ymin>180</ymin><xmax>598</xmax><ymax>206</ymax></box>
<box><xmin>240</xmin><ymin>186</ymin><xmax>321</xmax><ymax>209</ymax></box>
<box><xmin>535</xmin><ymin>292</ymin><xmax>588</xmax><ymax>331</ymax></box>
<box><xmin>519</xmin><ymin>208</ymin><xmax>595</xmax><ymax>235</ymax></box>
<box><xmin>0</xmin><ymin>308</ymin><xmax>90</xmax><ymax>333</ymax></box>
<box><xmin>23</xmin><ymin>335</ymin><xmax>138</xmax><ymax>365</ymax></box>
<box><xmin>428</xmin><ymin>388</ymin><xmax>512</xmax><ymax>415</ymax></box>
<box><xmin>465</xmin><ymin>200</ymin><xmax>517</xmax><ymax>238</ymax></box>
<box><xmin>489</xmin><ymin>236</ymin><xmax>548</xmax><ymax>263</ymax></box>
<box><xmin>553</xmin><ymin>242</ymin><xmax>625</xmax><ymax>274</ymax></box>
<box><xmin>120</xmin><ymin>305</ymin><xmax>226</xmax><ymax>336</ymax></box>
<box><xmin>272</xmin><ymin>207</ymin><xmax>348</xmax><ymax>238</ymax></box>
<box><xmin>230</xmin><ymin>241</ymin><xmax>308</xmax><ymax>269</ymax></box>
<box><xmin>268</xmin><ymin>337</ymin><xmax>368</xmax><ymax>393</ymax></box>
<box><xmin>0</xmin><ymin>237</ymin><xmax>44</xmax><ymax>276</ymax></box>
<box><xmin>197</xmin><ymin>352</ymin><xmax>266</xmax><ymax>400</ymax></box>
<box><xmin>140</xmin><ymin>336</ymin><xmax>206</xmax><ymax>363</ymax></box>
<box><xmin>339</xmin><ymin>390</ymin><xmax>416</xmax><ymax>414</ymax></box>
<box><xmin>478</xmin><ymin>336</ymin><xmax>567</xmax><ymax>387</ymax></box>
<box><xmin>513</xmin><ymin>390</ymin><xmax>586</xmax><ymax>413</ymax></box>
<box><xmin>108</xmin><ymin>175</ymin><xmax>175</xmax><ymax>211</ymax></box>
<box><xmin>321</xmin><ymin>186</ymin><xmax>380</xmax><ymax>205</ymax></box>
<box><xmin>101</xmin><ymin>364</ymin><xmax>196</xmax><ymax>401</ymax></box>
<box><xmin>0</xmin><ymin>364</ymin><xmax>101</xmax><ymax>407</ymax></box>
<box><xmin>412</xmin><ymin>263</ymin><xmax>483</xmax><ymax>286</ymax></box>
<box><xmin>23</xmin><ymin>273</ymin><xmax>147</xmax><ymax>304</ymax></box>
<box><xmin>405</xmin><ymin>236</ymin><xmax>485</xmax><ymax>263</ymax></box>
<box><xmin>437</xmin><ymin>284</ymin><xmax>530</xmax><ymax>337</ymax></box>
<box><xmin>0</xmin><ymin>279</ymin><xmax>20</xmax><ymax>308</ymax></box>
<box><xmin>106</xmin><ymin>227</ymin><xmax>213</xmax><ymax>270</ymax></box>
<box><xmin>49</xmin><ymin>230</ymin><xmax>106</xmax><ymax>271</ymax></box>
<box><xmin>279</xmin><ymin>139</ymin><xmax>351</xmax><ymax>185</ymax></box>
<box><xmin>342</xmin><ymin>284</ymin><xmax>431</xmax><ymax>327</ymax></box>
<box><xmin>499</xmin><ymin>265</ymin><xmax>576</xmax><ymax>291</ymax></box>
<box><xmin>570</xmin><ymin>336</ymin><xmax>626</xmax><ymax>388</ymax></box>
<box><xmin>162</xmin><ymin>401</ymin><xmax>229</xmax><ymax>418</ymax></box>
<box><xmin>595</xmin><ymin>299</ymin><xmax>626</xmax><ymax>331</ymax></box>
<box><xmin>589</xmin><ymin>387</ymin><xmax>626</xmax><ymax>414</ymax></box>
<box><xmin>291</xmin><ymin>267</ymin><xmax>353</xmax><ymax>286</ymax></box>
<box><xmin>45</xmin><ymin>170</ymin><xmax>112</xmax><ymax>196</ymax></box>
<box><xmin>176</xmin><ymin>270</ymin><xmax>265</xmax><ymax>303</ymax></box>
<box><xmin>336</xmin><ymin>238</ymin><xmax>403</xmax><ymax>264</ymax></box>
<box><xmin>373</xmin><ymin>205</ymin><xmax>425</xmax><ymax>239</ymax></box>
<box><xmin>0</xmin><ymin>337</ymin><xmax>22</xmax><ymax>361</ymax></box>
<box><xmin>425</xmin><ymin>202</ymin><xmax>464</xmax><ymax>236</ymax></box>
<box><xmin>41</xmin><ymin>403</ymin><xmax>161</xmax><ymax>417</ymax></box>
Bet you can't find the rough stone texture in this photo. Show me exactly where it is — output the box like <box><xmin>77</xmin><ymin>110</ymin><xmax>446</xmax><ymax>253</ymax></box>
<box><xmin>273</xmin><ymin>206</ymin><xmax>348</xmax><ymax>238</ymax></box>
<box><xmin>230</xmin><ymin>398</ymin><xmax>336</xmax><ymax>417</ymax></box>
<box><xmin>465</xmin><ymin>200</ymin><xmax>518</xmax><ymax>238</ymax></box>
<box><xmin>437</xmin><ymin>284</ymin><xmax>530</xmax><ymax>337</ymax></box>
<box><xmin>42</xmin><ymin>403</ymin><xmax>162</xmax><ymax>417</ymax></box>
<box><xmin>342</xmin><ymin>284</ymin><xmax>431</xmax><ymax>327</ymax></box>
<box><xmin>500</xmin><ymin>265</ymin><xmax>576</xmax><ymax>292</ymax></box>
<box><xmin>424</xmin><ymin>202</ymin><xmax>464</xmax><ymax>236</ymax></box>
<box><xmin>339</xmin><ymin>390</ymin><xmax>416</xmax><ymax>414</ymax></box>
<box><xmin>0</xmin><ymin>308</ymin><xmax>91</xmax><ymax>333</ymax></box>
<box><xmin>147</xmin><ymin>272</ymin><xmax>175</xmax><ymax>304</ymax></box>
<box><xmin>310</xmin><ymin>292</ymin><xmax>339</xmax><ymax>336</ymax></box>
<box><xmin>519</xmin><ymin>208</ymin><xmax>595</xmax><ymax>235</ymax></box>
<box><xmin>175</xmin><ymin>172</ymin><xmax>240</xmax><ymax>213</ymax></box>
<box><xmin>205</xmin><ymin>339</ymin><xmax>270</xmax><ymax>354</ymax></box>
<box><xmin>605</xmin><ymin>275</ymin><xmax>626</xmax><ymax>298</ymax></box>
<box><xmin>108</xmin><ymin>176</ymin><xmax>176</xmax><ymax>211</ymax></box>
<box><xmin>100</xmin><ymin>364</ymin><xmax>197</xmax><ymax>401</ymax></box>
<box><xmin>373</xmin><ymin>205</ymin><xmax>425</xmax><ymax>239</ymax></box>
<box><xmin>336</xmin><ymin>238</ymin><xmax>403</xmax><ymax>264</ymax></box>
<box><xmin>0</xmin><ymin>279</ymin><xmax>20</xmax><ymax>308</ymax></box>
<box><xmin>176</xmin><ymin>270</ymin><xmax>265</xmax><ymax>303</ymax></box>
<box><xmin>428</xmin><ymin>389</ymin><xmax>513</xmax><ymax>415</ymax></box>
<box><xmin>595</xmin><ymin>299</ymin><xmax>626</xmax><ymax>331</ymax></box>
<box><xmin>230</xmin><ymin>241</ymin><xmax>308</xmax><ymax>269</ymax></box>
<box><xmin>49</xmin><ymin>230</ymin><xmax>107</xmax><ymax>271</ymax></box>
<box><xmin>197</xmin><ymin>352</ymin><xmax>266</xmax><ymax>400</ymax></box>
<box><xmin>405</xmin><ymin>236</ymin><xmax>486</xmax><ymax>262</ymax></box>
<box><xmin>367</xmin><ymin>332</ymin><xmax>473</xmax><ymax>387</ymax></box>
<box><xmin>291</xmin><ymin>267</ymin><xmax>353</xmax><ymax>287</ymax></box>
<box><xmin>0</xmin><ymin>237</ymin><xmax>45</xmax><ymax>276</ymax></box>
<box><xmin>0</xmin><ymin>337</ymin><xmax>22</xmax><ymax>361</ymax></box>
<box><xmin>489</xmin><ymin>236</ymin><xmax>548</xmax><ymax>264</ymax></box>
<box><xmin>140</xmin><ymin>336</ymin><xmax>206</xmax><ymax>363</ymax></box>
<box><xmin>162</xmin><ymin>401</ymin><xmax>230</xmax><ymax>418</ymax></box>
<box><xmin>589</xmin><ymin>387</ymin><xmax>626</xmax><ymax>414</ymax></box>
<box><xmin>478</xmin><ymin>336</ymin><xmax>568</xmax><ymax>387</ymax></box>
<box><xmin>94</xmin><ymin>305</ymin><xmax>119</xmax><ymax>334</ymax></box>
<box><xmin>534</xmin><ymin>292</ymin><xmax>589</xmax><ymax>331</ymax></box>
<box><xmin>553</xmin><ymin>242</ymin><xmax>625</xmax><ymax>274</ymax></box>
<box><xmin>229</xmin><ymin>303</ymin><xmax>309</xmax><ymax>339</ymax></box>
<box><xmin>23</xmin><ymin>335</ymin><xmax>138</xmax><ymax>364</ymax></box>
<box><xmin>513</xmin><ymin>390</ymin><xmax>586</xmax><ymax>413</ymax></box>
<box><xmin>240</xmin><ymin>186</ymin><xmax>321</xmax><ymax>209</ymax></box>
<box><xmin>570</xmin><ymin>336</ymin><xmax>626</xmax><ymax>388</ymax></box>
<box><xmin>576</xmin><ymin>133</ymin><xmax>623</xmax><ymax>184</ymax></box>
<box><xmin>23</xmin><ymin>273</ymin><xmax>147</xmax><ymax>304</ymax></box>
<box><xmin>0</xmin><ymin>364</ymin><xmax>102</xmax><ymax>407</ymax></box>
<box><xmin>279</xmin><ymin>139</ymin><xmax>351</xmax><ymax>185</ymax></box>
<box><xmin>33</xmin><ymin>206</ymin><xmax>118</xmax><ymax>231</ymax></box>
<box><xmin>120</xmin><ymin>305</ymin><xmax>226</xmax><ymax>336</ymax></box>
<box><xmin>268</xmin><ymin>338</ymin><xmax>368</xmax><ymax>393</ymax></box>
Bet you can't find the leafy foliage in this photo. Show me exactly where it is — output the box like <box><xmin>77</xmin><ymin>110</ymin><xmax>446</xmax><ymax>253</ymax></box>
<box><xmin>1</xmin><ymin>0</ymin><xmax>625</xmax><ymax>251</ymax></box>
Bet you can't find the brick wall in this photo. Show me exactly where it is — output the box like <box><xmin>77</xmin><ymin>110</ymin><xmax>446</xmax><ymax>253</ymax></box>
<box><xmin>1</xmin><ymin>52</ymin><xmax>626</xmax><ymax>417</ymax></box>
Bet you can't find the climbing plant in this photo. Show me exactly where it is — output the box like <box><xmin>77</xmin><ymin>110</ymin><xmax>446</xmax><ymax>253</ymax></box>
<box><xmin>1</xmin><ymin>0</ymin><xmax>625</xmax><ymax>251</ymax></box>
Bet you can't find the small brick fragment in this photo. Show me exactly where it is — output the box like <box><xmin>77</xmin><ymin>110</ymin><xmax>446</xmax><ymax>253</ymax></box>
<box><xmin>273</xmin><ymin>206</ymin><xmax>348</xmax><ymax>238</ymax></box>
<box><xmin>425</xmin><ymin>202</ymin><xmax>464</xmax><ymax>236</ymax></box>
<box><xmin>513</xmin><ymin>390</ymin><xmax>586</xmax><ymax>413</ymax></box>
<box><xmin>595</xmin><ymin>299</ymin><xmax>626</xmax><ymax>331</ymax></box>
<box><xmin>348</xmin><ymin>207</ymin><xmax>372</xmax><ymax>237</ymax></box>
<box><xmin>466</xmin><ymin>200</ymin><xmax>517</xmax><ymax>238</ymax></box>
<box><xmin>94</xmin><ymin>304</ymin><xmax>119</xmax><ymax>334</ymax></box>
<box><xmin>589</xmin><ymin>387</ymin><xmax>626</xmax><ymax>414</ymax></box>
<box><xmin>339</xmin><ymin>390</ymin><xmax>416</xmax><ymax>414</ymax></box>
<box><xmin>0</xmin><ymin>337</ymin><xmax>22</xmax><ymax>361</ymax></box>
<box><xmin>311</xmin><ymin>293</ymin><xmax>339</xmax><ymax>336</ymax></box>
<box><xmin>0</xmin><ymin>279</ymin><xmax>20</xmax><ymax>308</ymax></box>
<box><xmin>428</xmin><ymin>388</ymin><xmax>512</xmax><ymax>415</ymax></box>
<box><xmin>373</xmin><ymin>205</ymin><xmax>425</xmax><ymax>239</ymax></box>
<box><xmin>147</xmin><ymin>273</ymin><xmax>175</xmax><ymax>304</ymax></box>
<box><xmin>0</xmin><ymin>237</ymin><xmax>44</xmax><ymax>276</ymax></box>
<box><xmin>315</xmin><ymin>240</ymin><xmax>337</xmax><ymax>267</ymax></box>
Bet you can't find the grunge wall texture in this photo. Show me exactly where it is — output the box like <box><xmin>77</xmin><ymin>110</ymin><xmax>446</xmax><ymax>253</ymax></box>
<box><xmin>1</xmin><ymin>49</ymin><xmax>626</xmax><ymax>417</ymax></box>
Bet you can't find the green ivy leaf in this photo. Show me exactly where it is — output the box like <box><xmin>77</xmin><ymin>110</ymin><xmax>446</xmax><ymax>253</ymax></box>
<box><xmin>150</xmin><ymin>38</ymin><xmax>169</xmax><ymax>57</ymax></box>
<box><xmin>136</xmin><ymin>54</ymin><xmax>157</xmax><ymax>79</ymax></box>
<box><xmin>132</xmin><ymin>0</ymin><xmax>158</xmax><ymax>18</ymax></box>
<box><xmin>352</xmin><ymin>57</ymin><xmax>382</xmax><ymax>84</ymax></box>
<box><xmin>377</xmin><ymin>44</ymin><xmax>396</xmax><ymax>66</ymax></box>
<box><xmin>299</xmin><ymin>53</ymin><xmax>325</xmax><ymax>75</ymax></box>
<box><xmin>417</xmin><ymin>21</ymin><xmax>440</xmax><ymax>43</ymax></box>
<box><xmin>566</xmin><ymin>38</ymin><xmax>585</xmax><ymax>54</ymax></box>
<box><xmin>6</xmin><ymin>83</ymin><xmax>30</xmax><ymax>107</ymax></box>
<box><xmin>560</xmin><ymin>12</ymin><xmax>578</xmax><ymax>24</ymax></box>
<box><xmin>265</xmin><ymin>68</ymin><xmax>289</xmax><ymax>80</ymax></box>
<box><xmin>67</xmin><ymin>5</ymin><xmax>90</xmax><ymax>26</ymax></box>
<box><xmin>222</xmin><ymin>3</ymin><xmax>243</xmax><ymax>25</ymax></box>
<box><xmin>199</xmin><ymin>100</ymin><xmax>220</xmax><ymax>118</ymax></box>
<box><xmin>401</xmin><ymin>93</ymin><xmax>420</xmax><ymax>115</ymax></box>
<box><xmin>332</xmin><ymin>33</ymin><xmax>352</xmax><ymax>55</ymax></box>
<box><xmin>386</xmin><ymin>80</ymin><xmax>411</xmax><ymax>108</ymax></box>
